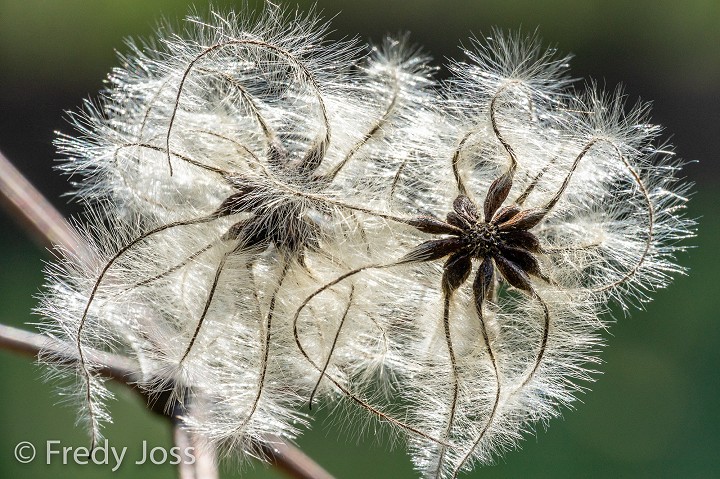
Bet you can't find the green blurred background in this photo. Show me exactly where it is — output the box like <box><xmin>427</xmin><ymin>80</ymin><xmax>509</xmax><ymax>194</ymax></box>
<box><xmin>1</xmin><ymin>1</ymin><xmax>717</xmax><ymax>477</ymax></box>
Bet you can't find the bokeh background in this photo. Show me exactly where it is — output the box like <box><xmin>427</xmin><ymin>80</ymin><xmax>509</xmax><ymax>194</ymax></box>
<box><xmin>1</xmin><ymin>1</ymin><xmax>717</xmax><ymax>477</ymax></box>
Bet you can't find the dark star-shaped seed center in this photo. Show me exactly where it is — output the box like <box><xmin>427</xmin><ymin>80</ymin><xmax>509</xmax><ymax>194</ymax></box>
<box><xmin>403</xmin><ymin>169</ymin><xmax>551</xmax><ymax>308</ymax></box>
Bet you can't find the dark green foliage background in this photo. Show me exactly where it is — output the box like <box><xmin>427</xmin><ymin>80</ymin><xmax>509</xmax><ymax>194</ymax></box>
<box><xmin>1</xmin><ymin>1</ymin><xmax>717</xmax><ymax>477</ymax></box>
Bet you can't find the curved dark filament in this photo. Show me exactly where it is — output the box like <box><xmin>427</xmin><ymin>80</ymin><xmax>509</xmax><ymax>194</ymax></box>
<box><xmin>246</xmin><ymin>262</ymin><xmax>262</xmax><ymax>318</ymax></box>
<box><xmin>367</xmin><ymin>314</ymin><xmax>390</xmax><ymax>361</ymax></box>
<box><xmin>137</xmin><ymin>77</ymin><xmax>174</xmax><ymax>141</ymax></box>
<box><xmin>452</xmin><ymin>272</ymin><xmax>501</xmax><ymax>478</ymax></box>
<box><xmin>292</xmin><ymin>261</ymin><xmax>447</xmax><ymax>444</ymax></box>
<box><xmin>489</xmin><ymin>84</ymin><xmax>520</xmax><ymax>176</ymax></box>
<box><xmin>295</xmin><ymin>193</ymin><xmax>413</xmax><ymax>227</ymax></box>
<box><xmin>357</xmin><ymin>218</ymin><xmax>372</xmax><ymax>256</ymax></box>
<box><xmin>204</xmin><ymin>69</ymin><xmax>283</xmax><ymax>168</ymax></box>
<box><xmin>133</xmin><ymin>243</ymin><xmax>214</xmax><ymax>289</ymax></box>
<box><xmin>452</xmin><ymin>82</ymin><xmax>530</xmax><ymax>200</ymax></box>
<box><xmin>322</xmin><ymin>69</ymin><xmax>400</xmax><ymax>182</ymax></box>
<box><xmin>451</xmin><ymin>130</ymin><xmax>475</xmax><ymax>197</ymax></box>
<box><xmin>433</xmin><ymin>291</ymin><xmax>460</xmax><ymax>479</ymax></box>
<box><xmin>337</xmin><ymin>211</ymin><xmax>373</xmax><ymax>258</ymax></box>
<box><xmin>308</xmin><ymin>285</ymin><xmax>355</xmax><ymax>409</ymax></box>
<box><xmin>293</xmin><ymin>263</ymin><xmax>394</xmax><ymax>323</ymax></box>
<box><xmin>201</xmin><ymin>166</ymin><xmax>438</xmax><ymax>248</ymax></box>
<box><xmin>185</xmin><ymin>129</ymin><xmax>282</xmax><ymax>188</ymax></box>
<box><xmin>593</xmin><ymin>145</ymin><xmax>654</xmax><ymax>293</ymax></box>
<box><xmin>535</xmin><ymin>138</ymin><xmax>654</xmax><ymax>293</ymax></box>
<box><xmin>75</xmin><ymin>213</ymin><xmax>225</xmax><ymax>451</ymax></box>
<box><xmin>179</xmin><ymin>249</ymin><xmax>231</xmax><ymax>364</ymax></box>
<box><xmin>541</xmin><ymin>139</ymin><xmax>598</xmax><ymax>212</ymax></box>
<box><xmin>389</xmin><ymin>159</ymin><xmax>408</xmax><ymax>201</ymax></box>
<box><xmin>179</xmin><ymin>161</ymin><xmax>416</xmax><ymax>229</ymax></box>
<box><xmin>166</xmin><ymin>39</ymin><xmax>330</xmax><ymax>176</ymax></box>
<box><xmin>234</xmin><ymin>259</ymin><xmax>291</xmax><ymax>433</ymax></box>
<box><xmin>449</xmin><ymin>285</ymin><xmax>548</xmax><ymax>477</ymax></box>
<box><xmin>542</xmin><ymin>242</ymin><xmax>601</xmax><ymax>254</ymax></box>
<box><xmin>296</xmin><ymin>334</ymin><xmax>445</xmax><ymax>443</ymax></box>
<box><xmin>515</xmin><ymin>155</ymin><xmax>560</xmax><ymax>206</ymax></box>
<box><xmin>187</xmin><ymin>129</ymin><xmax>262</xmax><ymax>170</ymax></box>
<box><xmin>111</xmin><ymin>142</ymin><xmax>232</xmax><ymax>214</ymax></box>
<box><xmin>519</xmin><ymin>289</ymin><xmax>551</xmax><ymax>388</ymax></box>
<box><xmin>114</xmin><ymin>143</ymin><xmax>230</xmax><ymax>177</ymax></box>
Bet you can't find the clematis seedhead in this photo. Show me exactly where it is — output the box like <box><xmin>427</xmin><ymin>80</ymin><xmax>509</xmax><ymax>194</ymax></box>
<box><xmin>37</xmin><ymin>6</ymin><xmax>694</xmax><ymax>478</ymax></box>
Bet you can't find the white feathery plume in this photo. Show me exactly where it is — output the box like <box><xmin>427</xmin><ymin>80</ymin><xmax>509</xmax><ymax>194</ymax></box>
<box><xmin>395</xmin><ymin>31</ymin><xmax>691</xmax><ymax>478</ymax></box>
<box><xmin>291</xmin><ymin>29</ymin><xmax>693</xmax><ymax>478</ymax></box>
<box><xmin>40</xmin><ymin>4</ymin><xmax>421</xmax><ymax>455</ymax></box>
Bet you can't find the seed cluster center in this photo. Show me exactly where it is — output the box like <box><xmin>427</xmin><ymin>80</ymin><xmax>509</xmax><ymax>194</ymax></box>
<box><xmin>466</xmin><ymin>222</ymin><xmax>501</xmax><ymax>257</ymax></box>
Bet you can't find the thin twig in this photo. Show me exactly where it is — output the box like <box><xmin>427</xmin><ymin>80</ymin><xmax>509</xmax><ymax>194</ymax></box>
<box><xmin>174</xmin><ymin>418</ymin><xmax>220</xmax><ymax>479</ymax></box>
<box><xmin>259</xmin><ymin>435</ymin><xmax>335</xmax><ymax>479</ymax></box>
<box><xmin>0</xmin><ymin>149</ymin><xmax>82</xmax><ymax>254</ymax></box>
<box><xmin>0</xmin><ymin>151</ymin><xmax>335</xmax><ymax>479</ymax></box>
<box><xmin>175</xmin><ymin>425</ymin><xmax>201</xmax><ymax>479</ymax></box>
<box><xmin>0</xmin><ymin>323</ymin><xmax>138</xmax><ymax>383</ymax></box>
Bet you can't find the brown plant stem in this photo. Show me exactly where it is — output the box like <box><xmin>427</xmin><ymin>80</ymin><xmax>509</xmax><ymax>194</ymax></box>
<box><xmin>174</xmin><ymin>420</ymin><xmax>220</xmax><ymax>479</ymax></box>
<box><xmin>0</xmin><ymin>150</ymin><xmax>335</xmax><ymax>479</ymax></box>
<box><xmin>0</xmin><ymin>323</ymin><xmax>138</xmax><ymax>383</ymax></box>
<box><xmin>0</xmin><ymin>149</ymin><xmax>82</xmax><ymax>254</ymax></box>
